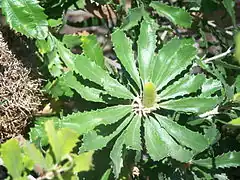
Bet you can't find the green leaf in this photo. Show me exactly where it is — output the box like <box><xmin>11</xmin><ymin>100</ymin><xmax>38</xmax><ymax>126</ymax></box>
<box><xmin>45</xmin><ymin>120</ymin><xmax>79</xmax><ymax>162</ymax></box>
<box><xmin>62</xmin><ymin>34</ymin><xmax>82</xmax><ymax>49</ymax></box>
<box><xmin>47</xmin><ymin>50</ymin><xmax>64</xmax><ymax>77</ymax></box>
<box><xmin>100</xmin><ymin>169</ymin><xmax>112</xmax><ymax>180</ymax></box>
<box><xmin>150</xmin><ymin>1</ymin><xmax>192</xmax><ymax>28</ymax></box>
<box><xmin>223</xmin><ymin>0</ymin><xmax>236</xmax><ymax>26</ymax></box>
<box><xmin>228</xmin><ymin>118</ymin><xmax>240</xmax><ymax>126</ymax></box>
<box><xmin>159</xmin><ymin>96</ymin><xmax>219</xmax><ymax>113</ymax></box>
<box><xmin>45</xmin><ymin>77</ymin><xmax>74</xmax><ymax>98</ymax></box>
<box><xmin>235</xmin><ymin>32</ymin><xmax>240</xmax><ymax>64</ymax></box>
<box><xmin>112</xmin><ymin>29</ymin><xmax>141</xmax><ymax>86</ymax></box>
<box><xmin>121</xmin><ymin>7</ymin><xmax>143</xmax><ymax>30</ymax></box>
<box><xmin>73</xmin><ymin>151</ymin><xmax>93</xmax><ymax>173</ymax></box>
<box><xmin>60</xmin><ymin>105</ymin><xmax>132</xmax><ymax>134</ymax></box>
<box><xmin>144</xmin><ymin>117</ymin><xmax>168</xmax><ymax>161</ymax></box>
<box><xmin>150</xmin><ymin>117</ymin><xmax>193</xmax><ymax>162</ymax></box>
<box><xmin>29</xmin><ymin>117</ymin><xmax>59</xmax><ymax>147</ymax></box>
<box><xmin>124</xmin><ymin>115</ymin><xmax>142</xmax><ymax>150</ymax></box>
<box><xmin>55</xmin><ymin>37</ymin><xmax>76</xmax><ymax>70</ymax></box>
<box><xmin>80</xmin><ymin>114</ymin><xmax>134</xmax><ymax>152</ymax></box>
<box><xmin>74</xmin><ymin>55</ymin><xmax>134</xmax><ymax>99</ymax></box>
<box><xmin>152</xmin><ymin>38</ymin><xmax>196</xmax><ymax>91</ymax></box>
<box><xmin>193</xmin><ymin>151</ymin><xmax>240</xmax><ymax>169</ymax></box>
<box><xmin>235</xmin><ymin>75</ymin><xmax>240</xmax><ymax>92</ymax></box>
<box><xmin>62</xmin><ymin>71</ymin><xmax>106</xmax><ymax>103</ymax></box>
<box><xmin>137</xmin><ymin>19</ymin><xmax>157</xmax><ymax>83</ymax></box>
<box><xmin>23</xmin><ymin>142</ymin><xmax>48</xmax><ymax>170</ymax></box>
<box><xmin>81</xmin><ymin>35</ymin><xmax>105</xmax><ymax>69</ymax></box>
<box><xmin>1</xmin><ymin>139</ymin><xmax>24</xmax><ymax>178</ymax></box>
<box><xmin>200</xmin><ymin>78</ymin><xmax>222</xmax><ymax>97</ymax></box>
<box><xmin>110</xmin><ymin>132</ymin><xmax>125</xmax><ymax>178</ymax></box>
<box><xmin>155</xmin><ymin>114</ymin><xmax>209</xmax><ymax>152</ymax></box>
<box><xmin>158</xmin><ymin>74</ymin><xmax>205</xmax><ymax>101</ymax></box>
<box><xmin>2</xmin><ymin>0</ymin><xmax>48</xmax><ymax>39</ymax></box>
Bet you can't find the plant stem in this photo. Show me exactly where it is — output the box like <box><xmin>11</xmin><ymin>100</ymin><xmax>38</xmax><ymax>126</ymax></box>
<box><xmin>203</xmin><ymin>47</ymin><xmax>233</xmax><ymax>64</ymax></box>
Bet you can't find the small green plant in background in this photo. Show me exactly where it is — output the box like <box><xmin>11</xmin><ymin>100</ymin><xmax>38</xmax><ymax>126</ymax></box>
<box><xmin>0</xmin><ymin>120</ymin><xmax>93</xmax><ymax>179</ymax></box>
<box><xmin>1</xmin><ymin>0</ymin><xmax>240</xmax><ymax>179</ymax></box>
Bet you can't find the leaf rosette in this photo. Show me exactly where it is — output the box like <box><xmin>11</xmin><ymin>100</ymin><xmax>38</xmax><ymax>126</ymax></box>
<box><xmin>33</xmin><ymin>17</ymin><xmax>222</xmax><ymax>179</ymax></box>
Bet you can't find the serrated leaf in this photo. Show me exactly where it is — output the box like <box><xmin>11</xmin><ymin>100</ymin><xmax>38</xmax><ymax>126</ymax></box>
<box><xmin>235</xmin><ymin>75</ymin><xmax>240</xmax><ymax>92</ymax></box>
<box><xmin>150</xmin><ymin>1</ymin><xmax>192</xmax><ymax>28</ymax></box>
<box><xmin>110</xmin><ymin>132</ymin><xmax>125</xmax><ymax>178</ymax></box>
<box><xmin>223</xmin><ymin>0</ymin><xmax>236</xmax><ymax>26</ymax></box>
<box><xmin>228</xmin><ymin>118</ymin><xmax>240</xmax><ymax>126</ymax></box>
<box><xmin>100</xmin><ymin>169</ymin><xmax>112</xmax><ymax>180</ymax></box>
<box><xmin>121</xmin><ymin>7</ymin><xmax>143</xmax><ymax>30</ymax></box>
<box><xmin>137</xmin><ymin>19</ymin><xmax>157</xmax><ymax>83</ymax></box>
<box><xmin>159</xmin><ymin>74</ymin><xmax>205</xmax><ymax>101</ymax></box>
<box><xmin>55</xmin><ymin>37</ymin><xmax>76</xmax><ymax>70</ymax></box>
<box><xmin>80</xmin><ymin>114</ymin><xmax>134</xmax><ymax>152</ymax></box>
<box><xmin>62</xmin><ymin>71</ymin><xmax>106</xmax><ymax>103</ymax></box>
<box><xmin>200</xmin><ymin>78</ymin><xmax>222</xmax><ymax>97</ymax></box>
<box><xmin>62</xmin><ymin>34</ymin><xmax>81</xmax><ymax>49</ymax></box>
<box><xmin>73</xmin><ymin>151</ymin><xmax>93</xmax><ymax>173</ymax></box>
<box><xmin>74</xmin><ymin>55</ymin><xmax>134</xmax><ymax>99</ymax></box>
<box><xmin>1</xmin><ymin>139</ymin><xmax>24</xmax><ymax>178</ymax></box>
<box><xmin>124</xmin><ymin>115</ymin><xmax>142</xmax><ymax>150</ymax></box>
<box><xmin>204</xmin><ymin>125</ymin><xmax>220</xmax><ymax>146</ymax></box>
<box><xmin>112</xmin><ymin>29</ymin><xmax>141</xmax><ymax>86</ymax></box>
<box><xmin>155</xmin><ymin>114</ymin><xmax>209</xmax><ymax>152</ymax></box>
<box><xmin>159</xmin><ymin>96</ymin><xmax>219</xmax><ymax>113</ymax></box>
<box><xmin>45</xmin><ymin>120</ymin><xmax>79</xmax><ymax>162</ymax></box>
<box><xmin>193</xmin><ymin>151</ymin><xmax>240</xmax><ymax>169</ymax></box>
<box><xmin>150</xmin><ymin>117</ymin><xmax>193</xmax><ymax>162</ymax></box>
<box><xmin>152</xmin><ymin>38</ymin><xmax>196</xmax><ymax>91</ymax></box>
<box><xmin>144</xmin><ymin>117</ymin><xmax>168</xmax><ymax>161</ymax></box>
<box><xmin>23</xmin><ymin>142</ymin><xmax>48</xmax><ymax>170</ymax></box>
<box><xmin>29</xmin><ymin>116</ymin><xmax>59</xmax><ymax>147</ymax></box>
<box><xmin>2</xmin><ymin>0</ymin><xmax>48</xmax><ymax>39</ymax></box>
<box><xmin>60</xmin><ymin>105</ymin><xmax>132</xmax><ymax>134</ymax></box>
<box><xmin>45</xmin><ymin>77</ymin><xmax>74</xmax><ymax>98</ymax></box>
<box><xmin>47</xmin><ymin>50</ymin><xmax>64</xmax><ymax>77</ymax></box>
<box><xmin>81</xmin><ymin>35</ymin><xmax>105</xmax><ymax>69</ymax></box>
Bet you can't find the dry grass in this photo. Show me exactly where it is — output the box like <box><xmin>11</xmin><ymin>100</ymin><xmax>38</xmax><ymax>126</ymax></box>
<box><xmin>0</xmin><ymin>30</ymin><xmax>42</xmax><ymax>142</ymax></box>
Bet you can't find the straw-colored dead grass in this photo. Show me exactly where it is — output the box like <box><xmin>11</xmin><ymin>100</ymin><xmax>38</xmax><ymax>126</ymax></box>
<box><xmin>0</xmin><ymin>30</ymin><xmax>42</xmax><ymax>142</ymax></box>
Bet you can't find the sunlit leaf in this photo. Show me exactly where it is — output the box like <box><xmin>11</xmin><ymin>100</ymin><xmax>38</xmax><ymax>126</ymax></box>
<box><xmin>73</xmin><ymin>151</ymin><xmax>94</xmax><ymax>173</ymax></box>
<box><xmin>81</xmin><ymin>35</ymin><xmax>105</xmax><ymax>69</ymax></box>
<box><xmin>193</xmin><ymin>151</ymin><xmax>240</xmax><ymax>169</ymax></box>
<box><xmin>144</xmin><ymin>117</ymin><xmax>168</xmax><ymax>161</ymax></box>
<box><xmin>158</xmin><ymin>74</ymin><xmax>205</xmax><ymax>101</ymax></box>
<box><xmin>121</xmin><ymin>7</ymin><xmax>144</xmax><ymax>30</ymax></box>
<box><xmin>138</xmin><ymin>19</ymin><xmax>158</xmax><ymax>82</ymax></box>
<box><xmin>150</xmin><ymin>1</ymin><xmax>192</xmax><ymax>28</ymax></box>
<box><xmin>228</xmin><ymin>118</ymin><xmax>240</xmax><ymax>126</ymax></box>
<box><xmin>60</xmin><ymin>105</ymin><xmax>132</xmax><ymax>134</ymax></box>
<box><xmin>75</xmin><ymin>55</ymin><xmax>134</xmax><ymax>99</ymax></box>
<box><xmin>1</xmin><ymin>139</ymin><xmax>24</xmax><ymax>179</ymax></box>
<box><xmin>155</xmin><ymin>114</ymin><xmax>209</xmax><ymax>152</ymax></box>
<box><xmin>80</xmin><ymin>114</ymin><xmax>134</xmax><ymax>152</ymax></box>
<box><xmin>112</xmin><ymin>29</ymin><xmax>141</xmax><ymax>86</ymax></box>
<box><xmin>45</xmin><ymin>120</ymin><xmax>79</xmax><ymax>162</ymax></box>
<box><xmin>124</xmin><ymin>115</ymin><xmax>142</xmax><ymax>150</ymax></box>
<box><xmin>2</xmin><ymin>0</ymin><xmax>48</xmax><ymax>39</ymax></box>
<box><xmin>159</xmin><ymin>96</ymin><xmax>219</xmax><ymax>113</ymax></box>
<box><xmin>152</xmin><ymin>38</ymin><xmax>196</xmax><ymax>91</ymax></box>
